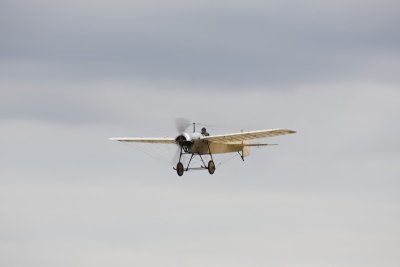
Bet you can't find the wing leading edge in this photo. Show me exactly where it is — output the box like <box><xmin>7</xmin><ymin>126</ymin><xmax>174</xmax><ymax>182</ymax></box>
<box><xmin>201</xmin><ymin>128</ymin><xmax>296</xmax><ymax>144</ymax></box>
<box><xmin>109</xmin><ymin>137</ymin><xmax>176</xmax><ymax>144</ymax></box>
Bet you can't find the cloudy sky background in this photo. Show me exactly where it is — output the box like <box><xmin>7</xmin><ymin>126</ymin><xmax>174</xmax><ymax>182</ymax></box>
<box><xmin>1</xmin><ymin>0</ymin><xmax>400</xmax><ymax>266</ymax></box>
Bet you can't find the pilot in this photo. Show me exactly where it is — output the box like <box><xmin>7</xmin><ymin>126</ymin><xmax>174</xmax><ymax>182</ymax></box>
<box><xmin>201</xmin><ymin>127</ymin><xmax>210</xmax><ymax>136</ymax></box>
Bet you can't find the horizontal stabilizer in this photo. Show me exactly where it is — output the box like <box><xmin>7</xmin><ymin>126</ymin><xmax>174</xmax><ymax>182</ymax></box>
<box><xmin>242</xmin><ymin>143</ymin><xmax>278</xmax><ymax>147</ymax></box>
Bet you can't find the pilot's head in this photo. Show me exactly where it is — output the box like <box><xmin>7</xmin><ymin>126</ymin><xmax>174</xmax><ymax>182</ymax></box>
<box><xmin>201</xmin><ymin>127</ymin><xmax>207</xmax><ymax>134</ymax></box>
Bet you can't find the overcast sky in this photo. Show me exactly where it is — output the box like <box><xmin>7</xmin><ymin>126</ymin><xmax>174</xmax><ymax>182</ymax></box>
<box><xmin>1</xmin><ymin>0</ymin><xmax>400</xmax><ymax>266</ymax></box>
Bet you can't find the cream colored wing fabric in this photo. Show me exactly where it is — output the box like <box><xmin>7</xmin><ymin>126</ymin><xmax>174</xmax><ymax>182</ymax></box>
<box><xmin>109</xmin><ymin>137</ymin><xmax>176</xmax><ymax>144</ymax></box>
<box><xmin>202</xmin><ymin>129</ymin><xmax>296</xmax><ymax>144</ymax></box>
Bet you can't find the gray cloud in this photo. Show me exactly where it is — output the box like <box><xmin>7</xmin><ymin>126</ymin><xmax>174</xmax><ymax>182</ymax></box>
<box><xmin>1</xmin><ymin>0</ymin><xmax>399</xmax><ymax>85</ymax></box>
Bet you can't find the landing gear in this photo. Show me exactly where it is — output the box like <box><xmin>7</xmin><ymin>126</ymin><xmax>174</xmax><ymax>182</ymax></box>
<box><xmin>176</xmin><ymin>162</ymin><xmax>184</xmax><ymax>176</ymax></box>
<box><xmin>208</xmin><ymin>160</ymin><xmax>215</xmax><ymax>175</ymax></box>
<box><xmin>174</xmin><ymin>140</ymin><xmax>216</xmax><ymax>176</ymax></box>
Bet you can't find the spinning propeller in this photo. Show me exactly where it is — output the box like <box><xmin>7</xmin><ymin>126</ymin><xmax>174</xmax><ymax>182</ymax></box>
<box><xmin>173</xmin><ymin>118</ymin><xmax>192</xmax><ymax>164</ymax></box>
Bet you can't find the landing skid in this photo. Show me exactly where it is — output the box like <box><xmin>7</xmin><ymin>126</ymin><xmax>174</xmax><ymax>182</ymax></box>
<box><xmin>173</xmin><ymin>142</ymin><xmax>215</xmax><ymax>176</ymax></box>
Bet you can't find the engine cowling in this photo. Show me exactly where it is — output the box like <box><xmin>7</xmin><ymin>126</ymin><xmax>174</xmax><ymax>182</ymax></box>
<box><xmin>175</xmin><ymin>133</ymin><xmax>193</xmax><ymax>152</ymax></box>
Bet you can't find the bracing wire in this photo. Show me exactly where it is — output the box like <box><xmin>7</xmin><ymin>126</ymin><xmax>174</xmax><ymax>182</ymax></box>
<box><xmin>216</xmin><ymin>153</ymin><xmax>241</xmax><ymax>168</ymax></box>
<box><xmin>119</xmin><ymin>141</ymin><xmax>243</xmax><ymax>170</ymax></box>
<box><xmin>120</xmin><ymin>142</ymin><xmax>174</xmax><ymax>167</ymax></box>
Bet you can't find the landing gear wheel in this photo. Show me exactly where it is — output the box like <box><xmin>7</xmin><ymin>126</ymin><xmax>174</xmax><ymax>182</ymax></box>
<box><xmin>208</xmin><ymin>160</ymin><xmax>215</xmax><ymax>175</ymax></box>
<box><xmin>176</xmin><ymin>162</ymin><xmax>184</xmax><ymax>176</ymax></box>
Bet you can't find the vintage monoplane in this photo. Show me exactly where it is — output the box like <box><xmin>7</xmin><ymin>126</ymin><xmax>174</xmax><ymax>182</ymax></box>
<box><xmin>110</xmin><ymin>121</ymin><xmax>296</xmax><ymax>176</ymax></box>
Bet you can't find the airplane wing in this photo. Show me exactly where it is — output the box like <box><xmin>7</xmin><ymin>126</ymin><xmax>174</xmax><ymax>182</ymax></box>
<box><xmin>109</xmin><ymin>137</ymin><xmax>176</xmax><ymax>144</ymax></box>
<box><xmin>201</xmin><ymin>129</ymin><xmax>296</xmax><ymax>144</ymax></box>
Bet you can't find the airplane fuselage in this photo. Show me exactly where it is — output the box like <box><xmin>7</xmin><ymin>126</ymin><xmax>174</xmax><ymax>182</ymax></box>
<box><xmin>177</xmin><ymin>132</ymin><xmax>248</xmax><ymax>156</ymax></box>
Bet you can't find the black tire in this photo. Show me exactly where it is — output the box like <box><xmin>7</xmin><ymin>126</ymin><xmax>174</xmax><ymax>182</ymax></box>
<box><xmin>176</xmin><ymin>162</ymin><xmax>184</xmax><ymax>176</ymax></box>
<box><xmin>208</xmin><ymin>160</ymin><xmax>215</xmax><ymax>175</ymax></box>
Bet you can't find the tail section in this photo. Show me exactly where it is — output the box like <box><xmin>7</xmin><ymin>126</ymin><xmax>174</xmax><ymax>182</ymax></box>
<box><xmin>243</xmin><ymin>141</ymin><xmax>251</xmax><ymax>158</ymax></box>
<box><xmin>241</xmin><ymin>142</ymin><xmax>278</xmax><ymax>158</ymax></box>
